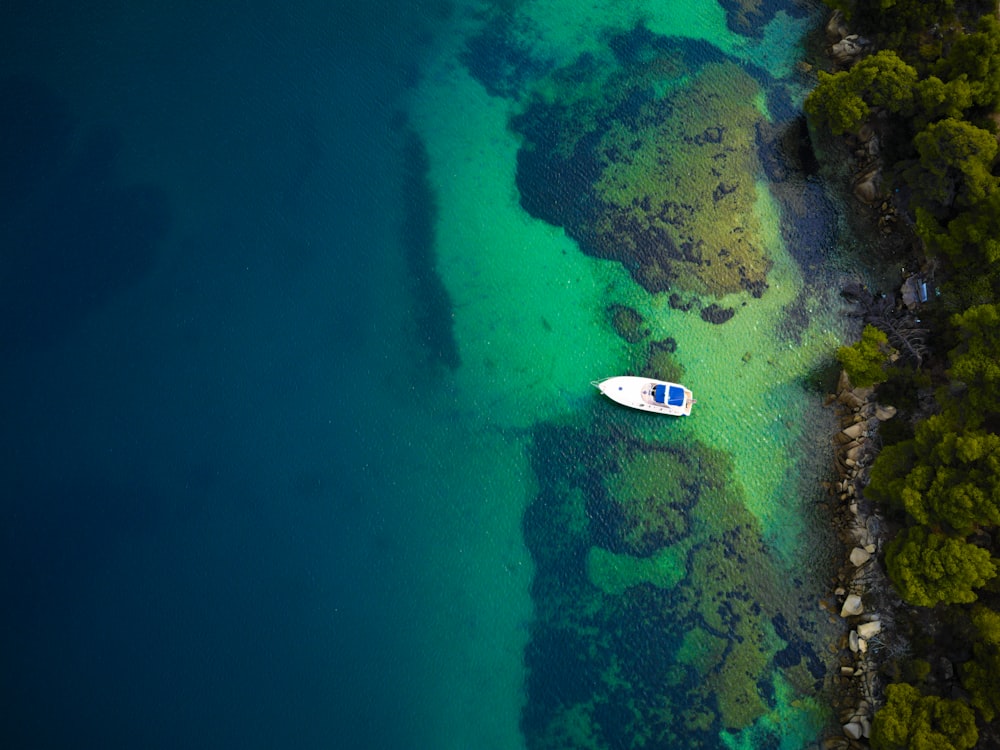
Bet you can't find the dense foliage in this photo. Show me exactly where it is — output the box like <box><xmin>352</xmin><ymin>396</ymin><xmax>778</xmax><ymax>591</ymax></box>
<box><xmin>808</xmin><ymin>0</ymin><xmax>1000</xmax><ymax>746</ymax></box>
<box><xmin>837</xmin><ymin>323</ymin><xmax>895</xmax><ymax>386</ymax></box>
<box><xmin>870</xmin><ymin>682</ymin><xmax>978</xmax><ymax>750</ymax></box>
<box><xmin>885</xmin><ymin>526</ymin><xmax>996</xmax><ymax>606</ymax></box>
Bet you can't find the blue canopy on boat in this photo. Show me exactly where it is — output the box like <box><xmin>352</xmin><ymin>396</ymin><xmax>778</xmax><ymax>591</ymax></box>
<box><xmin>653</xmin><ymin>384</ymin><xmax>685</xmax><ymax>407</ymax></box>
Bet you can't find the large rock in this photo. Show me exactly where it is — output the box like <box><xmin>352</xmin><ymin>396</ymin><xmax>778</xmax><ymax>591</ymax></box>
<box><xmin>842</xmin><ymin>422</ymin><xmax>865</xmax><ymax>440</ymax></box>
<box><xmin>853</xmin><ymin>167</ymin><xmax>880</xmax><ymax>204</ymax></box>
<box><xmin>840</xmin><ymin>594</ymin><xmax>863</xmax><ymax>617</ymax></box>
<box><xmin>850</xmin><ymin>547</ymin><xmax>871</xmax><ymax>566</ymax></box>
<box><xmin>875</xmin><ymin>404</ymin><xmax>897</xmax><ymax>421</ymax></box>
<box><xmin>831</xmin><ymin>35</ymin><xmax>868</xmax><ymax>66</ymax></box>
<box><xmin>843</xmin><ymin>721</ymin><xmax>863</xmax><ymax>740</ymax></box>
<box><xmin>839</xmin><ymin>391</ymin><xmax>865</xmax><ymax>409</ymax></box>
<box><xmin>857</xmin><ymin>620</ymin><xmax>881</xmax><ymax>639</ymax></box>
<box><xmin>837</xmin><ymin>370</ymin><xmax>852</xmax><ymax>393</ymax></box>
<box><xmin>860</xmin><ymin>715</ymin><xmax>872</xmax><ymax>738</ymax></box>
<box><xmin>826</xmin><ymin>10</ymin><xmax>849</xmax><ymax>41</ymax></box>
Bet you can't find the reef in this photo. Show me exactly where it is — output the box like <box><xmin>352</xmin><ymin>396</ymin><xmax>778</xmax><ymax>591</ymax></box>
<box><xmin>700</xmin><ymin>303</ymin><xmax>736</xmax><ymax>325</ymax></box>
<box><xmin>606</xmin><ymin>303</ymin><xmax>649</xmax><ymax>343</ymax></box>
<box><xmin>521</xmin><ymin>418</ymin><xmax>834</xmax><ymax>749</ymax></box>
<box><xmin>717</xmin><ymin>0</ymin><xmax>814</xmax><ymax>39</ymax></box>
<box><xmin>461</xmin><ymin>11</ymin><xmax>551</xmax><ymax>99</ymax></box>
<box><xmin>512</xmin><ymin>29</ymin><xmax>773</xmax><ymax>300</ymax></box>
<box><xmin>641</xmin><ymin>338</ymin><xmax>685</xmax><ymax>384</ymax></box>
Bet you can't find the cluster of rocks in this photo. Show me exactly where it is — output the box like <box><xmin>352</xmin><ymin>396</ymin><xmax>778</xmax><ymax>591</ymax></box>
<box><xmin>850</xmin><ymin>125</ymin><xmax>882</xmax><ymax>206</ymax></box>
<box><xmin>825</xmin><ymin>10</ymin><xmax>870</xmax><ymax>69</ymax></box>
<box><xmin>820</xmin><ymin>371</ymin><xmax>899</xmax><ymax>748</ymax></box>
<box><xmin>820</xmin><ymin>12</ymin><xmax>893</xmax><ymax>213</ymax></box>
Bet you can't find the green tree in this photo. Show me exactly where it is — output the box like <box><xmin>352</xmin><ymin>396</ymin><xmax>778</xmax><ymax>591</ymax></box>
<box><xmin>905</xmin><ymin>118</ymin><xmax>999</xmax><ymax>212</ymax></box>
<box><xmin>933</xmin><ymin>15</ymin><xmax>1000</xmax><ymax>109</ymax></box>
<box><xmin>971</xmin><ymin>604</ymin><xmax>1000</xmax><ymax>645</ymax></box>
<box><xmin>867</xmin><ymin>438</ymin><xmax>917</xmax><ymax>504</ymax></box>
<box><xmin>866</xmin><ymin>413</ymin><xmax>1000</xmax><ymax>531</ymax></box>
<box><xmin>949</xmin><ymin>303</ymin><xmax>1000</xmax><ymax>415</ymax></box>
<box><xmin>838</xmin><ymin>324</ymin><xmax>895</xmax><ymax>386</ymax></box>
<box><xmin>913</xmin><ymin>75</ymin><xmax>974</xmax><ymax>125</ymax></box>
<box><xmin>870</xmin><ymin>682</ymin><xmax>978</xmax><ymax>750</ymax></box>
<box><xmin>961</xmin><ymin>605</ymin><xmax>1000</xmax><ymax>721</ymax></box>
<box><xmin>805</xmin><ymin>69</ymin><xmax>869</xmax><ymax>136</ymax></box>
<box><xmin>885</xmin><ymin>526</ymin><xmax>997</xmax><ymax>606</ymax></box>
<box><xmin>915</xmin><ymin>190</ymin><xmax>1000</xmax><ymax>286</ymax></box>
<box><xmin>861</xmin><ymin>50</ymin><xmax>920</xmax><ymax>113</ymax></box>
<box><xmin>805</xmin><ymin>51</ymin><xmax>918</xmax><ymax>135</ymax></box>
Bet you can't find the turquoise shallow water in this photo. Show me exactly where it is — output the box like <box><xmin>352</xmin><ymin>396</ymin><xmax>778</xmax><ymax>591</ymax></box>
<box><xmin>1</xmin><ymin>2</ymin><xmax>863</xmax><ymax>749</ymax></box>
<box><xmin>408</xmin><ymin>0</ymin><xmax>858</xmax><ymax>747</ymax></box>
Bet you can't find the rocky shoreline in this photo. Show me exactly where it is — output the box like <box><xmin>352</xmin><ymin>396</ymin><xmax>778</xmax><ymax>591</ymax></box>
<box><xmin>819</xmin><ymin>370</ymin><xmax>899</xmax><ymax>748</ymax></box>
<box><xmin>807</xmin><ymin>13</ymin><xmax>908</xmax><ymax>746</ymax></box>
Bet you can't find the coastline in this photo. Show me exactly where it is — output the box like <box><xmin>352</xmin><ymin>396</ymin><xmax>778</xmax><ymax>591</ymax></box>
<box><xmin>809</xmin><ymin>3</ymin><xmax>1000</xmax><ymax>746</ymax></box>
<box><xmin>810</xmin><ymin>14</ymin><xmax>903</xmax><ymax>745</ymax></box>
<box><xmin>821</xmin><ymin>370</ymin><xmax>897</xmax><ymax>746</ymax></box>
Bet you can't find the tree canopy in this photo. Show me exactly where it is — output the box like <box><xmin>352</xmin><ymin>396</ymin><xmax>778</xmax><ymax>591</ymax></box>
<box><xmin>837</xmin><ymin>324</ymin><xmax>895</xmax><ymax>386</ymax></box>
<box><xmin>866</xmin><ymin>413</ymin><xmax>1000</xmax><ymax>531</ymax></box>
<box><xmin>885</xmin><ymin>525</ymin><xmax>997</xmax><ymax>606</ymax></box>
<box><xmin>948</xmin><ymin>303</ymin><xmax>1000</xmax><ymax>416</ymax></box>
<box><xmin>804</xmin><ymin>50</ymin><xmax>918</xmax><ymax>135</ymax></box>
<box><xmin>870</xmin><ymin>682</ymin><xmax>978</xmax><ymax>750</ymax></box>
<box><xmin>904</xmin><ymin>118</ymin><xmax>998</xmax><ymax>214</ymax></box>
<box><xmin>804</xmin><ymin>69</ymin><xmax>870</xmax><ymax>136</ymax></box>
<box><xmin>932</xmin><ymin>15</ymin><xmax>1000</xmax><ymax>109</ymax></box>
<box><xmin>961</xmin><ymin>605</ymin><xmax>1000</xmax><ymax>722</ymax></box>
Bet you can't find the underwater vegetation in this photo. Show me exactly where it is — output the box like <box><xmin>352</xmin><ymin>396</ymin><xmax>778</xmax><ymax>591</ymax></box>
<box><xmin>512</xmin><ymin>27</ymin><xmax>773</xmax><ymax>300</ymax></box>
<box><xmin>521</xmin><ymin>418</ymin><xmax>831</xmax><ymax>749</ymax></box>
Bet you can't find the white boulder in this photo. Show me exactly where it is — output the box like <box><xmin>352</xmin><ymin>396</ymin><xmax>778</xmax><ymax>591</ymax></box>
<box><xmin>842</xmin><ymin>422</ymin><xmax>865</xmax><ymax>440</ymax></box>
<box><xmin>841</xmin><ymin>594</ymin><xmax>864</xmax><ymax>617</ymax></box>
<box><xmin>875</xmin><ymin>404</ymin><xmax>897</xmax><ymax>421</ymax></box>
<box><xmin>857</xmin><ymin>620</ymin><xmax>882</xmax><ymax>639</ymax></box>
<box><xmin>843</xmin><ymin>721</ymin><xmax>863</xmax><ymax>740</ymax></box>
<box><xmin>850</xmin><ymin>547</ymin><xmax>871</xmax><ymax>566</ymax></box>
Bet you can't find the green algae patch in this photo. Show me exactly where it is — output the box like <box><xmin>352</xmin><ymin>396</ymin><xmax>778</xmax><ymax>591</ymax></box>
<box><xmin>720</xmin><ymin>675</ymin><xmax>833</xmax><ymax>750</ymax></box>
<box><xmin>604</xmin><ymin>448</ymin><xmax>694</xmax><ymax>552</ymax></box>
<box><xmin>676</xmin><ymin>626</ymin><xmax>729</xmax><ymax>676</ymax></box>
<box><xmin>586</xmin><ymin>544</ymin><xmax>688</xmax><ymax>595</ymax></box>
<box><xmin>522</xmin><ymin>418</ymin><xmax>835</xmax><ymax>748</ymax></box>
<box><xmin>514</xmin><ymin>33</ymin><xmax>772</xmax><ymax>299</ymax></box>
<box><xmin>535</xmin><ymin>701</ymin><xmax>605</xmax><ymax>750</ymax></box>
<box><xmin>591</xmin><ymin>62</ymin><xmax>770</xmax><ymax>298</ymax></box>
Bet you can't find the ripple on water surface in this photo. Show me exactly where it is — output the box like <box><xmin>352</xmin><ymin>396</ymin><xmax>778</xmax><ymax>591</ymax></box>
<box><xmin>408</xmin><ymin>1</ymin><xmax>854</xmax><ymax>747</ymax></box>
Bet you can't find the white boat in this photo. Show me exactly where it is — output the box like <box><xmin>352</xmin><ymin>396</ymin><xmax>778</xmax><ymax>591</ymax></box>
<box><xmin>591</xmin><ymin>376</ymin><xmax>695</xmax><ymax>416</ymax></box>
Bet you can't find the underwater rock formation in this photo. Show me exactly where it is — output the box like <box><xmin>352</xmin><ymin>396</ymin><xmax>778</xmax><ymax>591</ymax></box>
<box><xmin>522</xmin><ymin>419</ymin><xmax>833</xmax><ymax>748</ymax></box>
<box><xmin>607</xmin><ymin>303</ymin><xmax>649</xmax><ymax>343</ymax></box>
<box><xmin>513</xmin><ymin>33</ymin><xmax>772</xmax><ymax>299</ymax></box>
<box><xmin>700</xmin><ymin>303</ymin><xmax>736</xmax><ymax>324</ymax></box>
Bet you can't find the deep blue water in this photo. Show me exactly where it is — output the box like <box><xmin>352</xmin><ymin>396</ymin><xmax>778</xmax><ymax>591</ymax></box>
<box><xmin>1</xmin><ymin>3</ymin><xmax>436</xmax><ymax>748</ymax></box>
<box><xmin>2</xmin><ymin>2</ymin><xmax>849</xmax><ymax>748</ymax></box>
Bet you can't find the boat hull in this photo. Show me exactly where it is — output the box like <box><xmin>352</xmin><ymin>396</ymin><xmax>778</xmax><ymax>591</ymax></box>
<box><xmin>592</xmin><ymin>376</ymin><xmax>694</xmax><ymax>416</ymax></box>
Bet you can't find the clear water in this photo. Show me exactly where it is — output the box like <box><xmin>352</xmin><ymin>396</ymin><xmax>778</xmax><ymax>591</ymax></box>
<box><xmin>1</xmin><ymin>1</ymin><xmax>863</xmax><ymax>748</ymax></box>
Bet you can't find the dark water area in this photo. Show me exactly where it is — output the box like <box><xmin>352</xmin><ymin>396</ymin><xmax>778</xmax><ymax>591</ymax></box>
<box><xmin>0</xmin><ymin>3</ymin><xmax>443</xmax><ymax>749</ymax></box>
<box><xmin>2</xmin><ymin>1</ymin><xmax>865</xmax><ymax>748</ymax></box>
<box><xmin>400</xmin><ymin>128</ymin><xmax>460</xmax><ymax>370</ymax></box>
<box><xmin>0</xmin><ymin>77</ymin><xmax>170</xmax><ymax>353</ymax></box>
